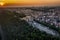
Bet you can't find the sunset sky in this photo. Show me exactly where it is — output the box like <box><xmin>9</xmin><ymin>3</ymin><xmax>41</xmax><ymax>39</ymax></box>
<box><xmin>0</xmin><ymin>0</ymin><xmax>60</xmax><ymax>6</ymax></box>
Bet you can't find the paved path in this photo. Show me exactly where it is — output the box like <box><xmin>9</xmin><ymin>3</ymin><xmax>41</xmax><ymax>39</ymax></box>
<box><xmin>28</xmin><ymin>21</ymin><xmax>60</xmax><ymax>37</ymax></box>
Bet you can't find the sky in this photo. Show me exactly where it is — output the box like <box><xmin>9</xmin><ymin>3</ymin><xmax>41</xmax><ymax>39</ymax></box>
<box><xmin>0</xmin><ymin>0</ymin><xmax>60</xmax><ymax>6</ymax></box>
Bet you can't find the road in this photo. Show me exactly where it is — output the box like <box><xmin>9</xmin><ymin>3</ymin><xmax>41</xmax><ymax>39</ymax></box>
<box><xmin>28</xmin><ymin>21</ymin><xmax>60</xmax><ymax>37</ymax></box>
<box><xmin>22</xmin><ymin>16</ymin><xmax>60</xmax><ymax>37</ymax></box>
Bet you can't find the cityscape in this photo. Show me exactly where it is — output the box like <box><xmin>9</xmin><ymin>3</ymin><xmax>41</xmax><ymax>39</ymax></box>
<box><xmin>0</xmin><ymin>0</ymin><xmax>60</xmax><ymax>40</ymax></box>
<box><xmin>0</xmin><ymin>7</ymin><xmax>60</xmax><ymax>40</ymax></box>
<box><xmin>8</xmin><ymin>7</ymin><xmax>60</xmax><ymax>28</ymax></box>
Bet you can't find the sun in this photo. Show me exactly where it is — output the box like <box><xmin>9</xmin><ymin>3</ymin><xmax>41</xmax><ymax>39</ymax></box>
<box><xmin>0</xmin><ymin>2</ymin><xmax>4</xmax><ymax>6</ymax></box>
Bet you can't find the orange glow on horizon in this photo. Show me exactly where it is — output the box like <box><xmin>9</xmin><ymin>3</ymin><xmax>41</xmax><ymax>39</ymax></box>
<box><xmin>0</xmin><ymin>0</ymin><xmax>60</xmax><ymax>6</ymax></box>
<box><xmin>0</xmin><ymin>2</ymin><xmax>5</xmax><ymax>6</ymax></box>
